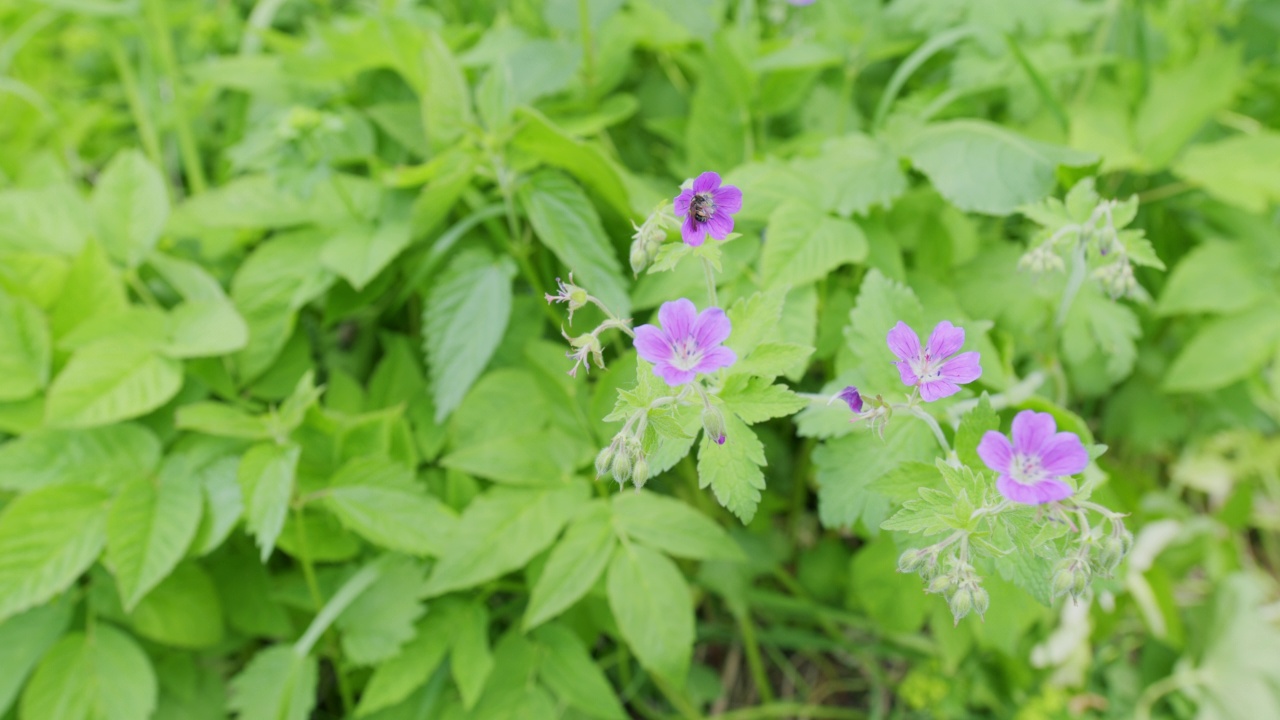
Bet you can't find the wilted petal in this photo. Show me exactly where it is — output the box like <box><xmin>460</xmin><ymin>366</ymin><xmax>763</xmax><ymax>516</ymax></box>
<box><xmin>1039</xmin><ymin>431</ymin><xmax>1089</xmax><ymax>477</ymax></box>
<box><xmin>706</xmin><ymin>211</ymin><xmax>734</xmax><ymax>239</ymax></box>
<box><xmin>658</xmin><ymin>298</ymin><xmax>698</xmax><ymax>341</ymax></box>
<box><xmin>976</xmin><ymin>431</ymin><xmax>1013</xmax><ymax>474</ymax></box>
<box><xmin>681</xmin><ymin>215</ymin><xmax>706</xmax><ymax>246</ymax></box>
<box><xmin>634</xmin><ymin>325</ymin><xmax>671</xmax><ymax>365</ymax></box>
<box><xmin>674</xmin><ymin>188</ymin><xmax>694</xmax><ymax>217</ymax></box>
<box><xmin>653</xmin><ymin>361</ymin><xmax>696</xmax><ymax>387</ymax></box>
<box><xmin>997</xmin><ymin>475</ymin><xmax>1073</xmax><ymax>505</ymax></box>
<box><xmin>692</xmin><ymin>307</ymin><xmax>732</xmax><ymax>348</ymax></box>
<box><xmin>919</xmin><ymin>378</ymin><xmax>961</xmax><ymax>402</ymax></box>
<box><xmin>692</xmin><ymin>346</ymin><xmax>736</xmax><ymax>374</ymax></box>
<box><xmin>712</xmin><ymin>185</ymin><xmax>742</xmax><ymax>214</ymax></box>
<box><xmin>939</xmin><ymin>351</ymin><xmax>982</xmax><ymax>385</ymax></box>
<box><xmin>886</xmin><ymin>321</ymin><xmax>920</xmax><ymax>361</ymax></box>
<box><xmin>926</xmin><ymin>321</ymin><xmax>965</xmax><ymax>360</ymax></box>
<box><xmin>692</xmin><ymin>171</ymin><xmax>721</xmax><ymax>194</ymax></box>
<box><xmin>895</xmin><ymin>360</ymin><xmax>919</xmax><ymax>386</ymax></box>
<box><xmin>837</xmin><ymin>386</ymin><xmax>863</xmax><ymax>413</ymax></box>
<box><xmin>1011</xmin><ymin>410</ymin><xmax>1056</xmax><ymax>457</ymax></box>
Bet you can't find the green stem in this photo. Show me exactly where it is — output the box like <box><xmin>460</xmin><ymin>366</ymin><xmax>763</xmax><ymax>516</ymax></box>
<box><xmin>293</xmin><ymin>508</ymin><xmax>323</xmax><ymax>611</ymax></box>
<box><xmin>1135</xmin><ymin>671</ymin><xmax>1205</xmax><ymax>720</ymax></box>
<box><xmin>1055</xmin><ymin>242</ymin><xmax>1088</xmax><ymax>328</ymax></box>
<box><xmin>107</xmin><ymin>36</ymin><xmax>163</xmax><ymax>168</ymax></box>
<box><xmin>577</xmin><ymin>0</ymin><xmax>594</xmax><ymax>92</ymax></box>
<box><xmin>736</xmin><ymin>611</ymin><xmax>775</xmax><ymax>704</ymax></box>
<box><xmin>872</xmin><ymin>26</ymin><xmax>978</xmax><ymax>130</ymax></box>
<box><xmin>702</xmin><ymin>256</ymin><xmax>719</xmax><ymax>307</ymax></box>
<box><xmin>143</xmin><ymin>0</ymin><xmax>208</xmax><ymax>194</ymax></box>
<box><xmin>125</xmin><ymin>269</ymin><xmax>162</xmax><ymax>308</ymax></box>
<box><xmin>717</xmin><ymin>704</ymin><xmax>866</xmax><ymax>720</ymax></box>
<box><xmin>652</xmin><ymin>675</ymin><xmax>702</xmax><ymax>720</ymax></box>
<box><xmin>907</xmin><ymin>406</ymin><xmax>951</xmax><ymax>455</ymax></box>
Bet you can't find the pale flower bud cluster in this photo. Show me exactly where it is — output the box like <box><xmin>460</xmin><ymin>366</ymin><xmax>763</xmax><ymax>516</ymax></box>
<box><xmin>545</xmin><ymin>275</ymin><xmax>635</xmax><ymax>377</ymax></box>
<box><xmin>596</xmin><ymin>432</ymin><xmax>649</xmax><ymax>490</ymax></box>
<box><xmin>628</xmin><ymin>201</ymin><xmax>678</xmax><ymax>275</ymax></box>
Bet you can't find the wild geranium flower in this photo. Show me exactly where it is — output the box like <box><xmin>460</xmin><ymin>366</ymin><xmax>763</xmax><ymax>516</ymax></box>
<box><xmin>886</xmin><ymin>321</ymin><xmax>982</xmax><ymax>402</ymax></box>
<box><xmin>834</xmin><ymin>386</ymin><xmax>863</xmax><ymax>413</ymax></box>
<box><xmin>977</xmin><ymin>411</ymin><xmax>1088</xmax><ymax>505</ymax></box>
<box><xmin>634</xmin><ymin>298</ymin><xmax>736</xmax><ymax>386</ymax></box>
<box><xmin>674</xmin><ymin>172</ymin><xmax>742</xmax><ymax>247</ymax></box>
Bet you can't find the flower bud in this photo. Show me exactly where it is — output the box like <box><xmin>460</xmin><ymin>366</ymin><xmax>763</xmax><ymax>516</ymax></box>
<box><xmin>1098</xmin><ymin>536</ymin><xmax>1125</xmax><ymax>575</ymax></box>
<box><xmin>836</xmin><ymin>386</ymin><xmax>863</xmax><ymax>414</ymax></box>
<box><xmin>610</xmin><ymin>450</ymin><xmax>633</xmax><ymax>486</ymax></box>
<box><xmin>594</xmin><ymin>445</ymin><xmax>614</xmax><ymax>478</ymax></box>
<box><xmin>972</xmin><ymin>586</ymin><xmax>990</xmax><ymax>617</ymax></box>
<box><xmin>948</xmin><ymin>588</ymin><xmax>973</xmax><ymax>624</ymax></box>
<box><xmin>897</xmin><ymin>548</ymin><xmax>925</xmax><ymax>574</ymax></box>
<box><xmin>926</xmin><ymin>574</ymin><xmax>952</xmax><ymax>595</ymax></box>
<box><xmin>630</xmin><ymin>244</ymin><xmax>650</xmax><ymax>275</ymax></box>
<box><xmin>1051</xmin><ymin>562</ymin><xmax>1076</xmax><ymax>598</ymax></box>
<box><xmin>632</xmin><ymin>456</ymin><xmax>650</xmax><ymax>489</ymax></box>
<box><xmin>702</xmin><ymin>405</ymin><xmax>727</xmax><ymax>445</ymax></box>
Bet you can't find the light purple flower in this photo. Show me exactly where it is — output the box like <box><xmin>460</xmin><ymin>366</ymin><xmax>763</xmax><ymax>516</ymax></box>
<box><xmin>886</xmin><ymin>321</ymin><xmax>982</xmax><ymax>402</ymax></box>
<box><xmin>634</xmin><ymin>298</ymin><xmax>736</xmax><ymax>386</ymax></box>
<box><xmin>788</xmin><ymin>0</ymin><xmax>816</xmax><ymax>4</ymax></box>
<box><xmin>674</xmin><ymin>172</ymin><xmax>742</xmax><ymax>247</ymax></box>
<box><xmin>836</xmin><ymin>386</ymin><xmax>863</xmax><ymax>413</ymax></box>
<box><xmin>977</xmin><ymin>411</ymin><xmax>1088</xmax><ymax>505</ymax></box>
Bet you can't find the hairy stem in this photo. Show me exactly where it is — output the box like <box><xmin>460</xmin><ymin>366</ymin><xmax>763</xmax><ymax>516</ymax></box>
<box><xmin>1055</xmin><ymin>241</ymin><xmax>1089</xmax><ymax>328</ymax></box>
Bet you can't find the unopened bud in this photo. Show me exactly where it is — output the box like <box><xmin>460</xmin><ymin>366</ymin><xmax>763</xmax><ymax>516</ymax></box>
<box><xmin>897</xmin><ymin>548</ymin><xmax>925</xmax><ymax>574</ymax></box>
<box><xmin>926</xmin><ymin>574</ymin><xmax>952</xmax><ymax>595</ymax></box>
<box><xmin>702</xmin><ymin>405</ymin><xmax>727</xmax><ymax>446</ymax></box>
<box><xmin>630</xmin><ymin>244</ymin><xmax>650</xmax><ymax>275</ymax></box>
<box><xmin>610</xmin><ymin>450</ymin><xmax>633</xmax><ymax>486</ymax></box>
<box><xmin>632</xmin><ymin>457</ymin><xmax>650</xmax><ymax>489</ymax></box>
<box><xmin>972</xmin><ymin>587</ymin><xmax>990</xmax><ymax>617</ymax></box>
<box><xmin>594</xmin><ymin>445</ymin><xmax>614</xmax><ymax>478</ymax></box>
<box><xmin>949</xmin><ymin>588</ymin><xmax>974</xmax><ymax>624</ymax></box>
<box><xmin>1099</xmin><ymin>537</ymin><xmax>1125</xmax><ymax>574</ymax></box>
<box><xmin>836</xmin><ymin>386</ymin><xmax>863</xmax><ymax>414</ymax></box>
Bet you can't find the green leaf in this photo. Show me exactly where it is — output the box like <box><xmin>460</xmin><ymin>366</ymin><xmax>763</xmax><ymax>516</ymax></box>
<box><xmin>730</xmin><ymin>341</ymin><xmax>814</xmax><ymax>380</ymax></box>
<box><xmin>1164</xmin><ymin>302</ymin><xmax>1280</xmax><ymax>393</ymax></box>
<box><xmin>238</xmin><ymin>442</ymin><xmax>301</xmax><ymax>562</ymax></box>
<box><xmin>320</xmin><ymin>213</ymin><xmax>412</xmax><ymax>291</ymax></box>
<box><xmin>954</xmin><ymin>395</ymin><xmax>998</xmax><ymax>469</ymax></box>
<box><xmin>106</xmin><ymin>455</ymin><xmax>203</xmax><ymax>610</ymax></box>
<box><xmin>0</xmin><ymin>483</ymin><xmax>109</xmax><ymax>622</ymax></box>
<box><xmin>337</xmin><ymin>555</ymin><xmax>427</xmax><ymax>666</ymax></box>
<box><xmin>1157</xmin><ymin>241</ymin><xmax>1268</xmax><ymax>317</ymax></box>
<box><xmin>790</xmin><ymin>133</ymin><xmax>908</xmax><ymax>217</ymax></box>
<box><xmin>44</xmin><ymin>342</ymin><xmax>183</xmax><ymax>429</ymax></box>
<box><xmin>848</xmin><ymin>536</ymin><xmax>927</xmax><ymax>634</ymax></box>
<box><xmin>168</xmin><ymin>174</ymin><xmax>381</xmax><ymax>234</ymax></box>
<box><xmin>1134</xmin><ymin>45</ymin><xmax>1242</xmax><ymax>170</ymax></box>
<box><xmin>846</xmin><ymin>269</ymin><xmax>924</xmax><ymax>393</ymax></box>
<box><xmin>323</xmin><ymin>456</ymin><xmax>457</xmax><ymax>556</ymax></box>
<box><xmin>175</xmin><ymin>402</ymin><xmax>273</xmax><ymax>440</ymax></box>
<box><xmin>20</xmin><ymin>626</ymin><xmax>157</xmax><ymax>720</ymax></box>
<box><xmin>511</xmin><ymin>108</ymin><xmax>630</xmax><ymax>216</ymax></box>
<box><xmin>814</xmin><ymin>421</ymin><xmax>938</xmax><ymax>532</ymax></box>
<box><xmin>725</xmin><ymin>289</ymin><xmax>787</xmax><ymax>360</ymax></box>
<box><xmin>0</xmin><ymin>183</ymin><xmax>91</xmax><ymax>255</ymax></box>
<box><xmin>146</xmin><ymin>252</ymin><xmax>230</xmax><ymax>303</ymax></box>
<box><xmin>227</xmin><ymin>645</ymin><xmax>317</xmax><ymax>720</ymax></box>
<box><xmin>761</xmin><ymin>201</ymin><xmax>868</xmax><ymax>289</ymax></box>
<box><xmin>1062</xmin><ymin>287</ymin><xmax>1141</xmax><ymax>384</ymax></box>
<box><xmin>523</xmin><ymin>502</ymin><xmax>616</xmax><ymax>630</ymax></box>
<box><xmin>128</xmin><ymin>562</ymin><xmax>224</xmax><ymax>649</ymax></box>
<box><xmin>91</xmin><ymin>150</ymin><xmax>168</xmax><ymax>268</ymax></box>
<box><xmin>0</xmin><ymin>290</ymin><xmax>50</xmax><ymax>401</ymax></box>
<box><xmin>49</xmin><ymin>240</ymin><xmax>128</xmax><ymax>340</ymax></box>
<box><xmin>420</xmin><ymin>29</ymin><xmax>473</xmax><ymax>150</ymax></box>
<box><xmin>905</xmin><ymin>120</ymin><xmax>1097</xmax><ymax>215</ymax></box>
<box><xmin>518</xmin><ymin>170</ymin><xmax>630</xmax><ymax>316</ymax></box>
<box><xmin>422</xmin><ymin>483</ymin><xmax>588</xmax><ymax>597</ymax></box>
<box><xmin>696</xmin><ymin>412</ymin><xmax>767</xmax><ymax>524</ymax></box>
<box><xmin>163</xmin><ymin>300</ymin><xmax>250</xmax><ymax>359</ymax></box>
<box><xmin>612</xmin><ymin>491</ymin><xmax>743</xmax><ymax>561</ymax></box>
<box><xmin>606</xmin><ymin>543</ymin><xmax>694</xmax><ymax>689</ymax></box>
<box><xmin>718</xmin><ymin>375</ymin><xmax>808</xmax><ymax>424</ymax></box>
<box><xmin>868</xmin><ymin>461</ymin><xmax>942</xmax><ymax>505</ymax></box>
<box><xmin>355</xmin><ymin>615</ymin><xmax>451</xmax><ymax>717</ymax></box>
<box><xmin>451</xmin><ymin>601</ymin><xmax>493</xmax><ymax>710</ymax></box>
<box><xmin>423</xmin><ymin>250</ymin><xmax>515</xmax><ymax>422</ymax></box>
<box><xmin>534</xmin><ymin>623</ymin><xmax>627</xmax><ymax>720</ymax></box>
<box><xmin>1173</xmin><ymin>132</ymin><xmax>1280</xmax><ymax>212</ymax></box>
<box><xmin>0</xmin><ymin>598</ymin><xmax>73</xmax><ymax>716</ymax></box>
<box><xmin>0</xmin><ymin>424</ymin><xmax>160</xmax><ymax>493</ymax></box>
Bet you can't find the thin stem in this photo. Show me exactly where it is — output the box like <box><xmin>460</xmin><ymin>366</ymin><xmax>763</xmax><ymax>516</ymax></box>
<box><xmin>907</xmin><ymin>406</ymin><xmax>950</xmax><ymax>455</ymax></box>
<box><xmin>717</xmin><ymin>704</ymin><xmax>866</xmax><ymax>720</ymax></box>
<box><xmin>107</xmin><ymin>36</ymin><xmax>163</xmax><ymax>168</ymax></box>
<box><xmin>701</xmin><ymin>256</ymin><xmax>719</xmax><ymax>307</ymax></box>
<box><xmin>125</xmin><ymin>270</ymin><xmax>162</xmax><ymax>308</ymax></box>
<box><xmin>1135</xmin><ymin>671</ymin><xmax>1205</xmax><ymax>720</ymax></box>
<box><xmin>144</xmin><ymin>0</ymin><xmax>208</xmax><ymax>194</ymax></box>
<box><xmin>577</xmin><ymin>0</ymin><xmax>595</xmax><ymax>92</ymax></box>
<box><xmin>945</xmin><ymin>371</ymin><xmax>1046</xmax><ymax>426</ymax></box>
<box><xmin>1055</xmin><ymin>241</ymin><xmax>1089</xmax><ymax>328</ymax></box>
<box><xmin>735</xmin><ymin>611</ymin><xmax>775</xmax><ymax>704</ymax></box>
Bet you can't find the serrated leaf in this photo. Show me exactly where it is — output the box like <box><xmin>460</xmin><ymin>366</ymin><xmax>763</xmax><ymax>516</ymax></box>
<box><xmin>320</xmin><ymin>212</ymin><xmax>412</xmax><ymax>291</ymax></box>
<box><xmin>227</xmin><ymin>645</ymin><xmax>317</xmax><ymax>720</ymax></box>
<box><xmin>1163</xmin><ymin>302</ymin><xmax>1280</xmax><ymax>393</ymax></box>
<box><xmin>725</xmin><ymin>289</ymin><xmax>786</xmax><ymax>360</ymax></box>
<box><xmin>731</xmin><ymin>341</ymin><xmax>814</xmax><ymax>380</ymax></box>
<box><xmin>451</xmin><ymin>601</ymin><xmax>493</xmax><ymax>710</ymax></box>
<box><xmin>524</xmin><ymin>502</ymin><xmax>616</xmax><ymax>630</ymax></box>
<box><xmin>1157</xmin><ymin>241</ymin><xmax>1266</xmax><ymax>317</ymax></box>
<box><xmin>606</xmin><ymin>543</ymin><xmax>694</xmax><ymax>689</ymax></box>
<box><xmin>238</xmin><ymin>442</ymin><xmax>300</xmax><ymax>562</ymax></box>
<box><xmin>45</xmin><ymin>343</ymin><xmax>183</xmax><ymax>428</ymax></box>
<box><xmin>718</xmin><ymin>376</ymin><xmax>807</xmax><ymax>424</ymax></box>
<box><xmin>106</xmin><ymin>457</ymin><xmax>203</xmax><ymax>610</ymax></box>
<box><xmin>868</xmin><ymin>461</ymin><xmax>941</xmax><ymax>505</ymax></box>
<box><xmin>846</xmin><ymin>269</ymin><xmax>924</xmax><ymax>392</ymax></box>
<box><xmin>1173</xmin><ymin>132</ymin><xmax>1280</xmax><ymax>212</ymax></box>
<box><xmin>323</xmin><ymin>456</ymin><xmax>457</xmax><ymax>556</ymax></box>
<box><xmin>0</xmin><ymin>484</ymin><xmax>109</xmax><ymax>622</ymax></box>
<box><xmin>791</xmin><ymin>133</ymin><xmax>907</xmax><ymax>217</ymax></box>
<box><xmin>355</xmin><ymin>610</ymin><xmax>452</xmax><ymax>716</ymax></box>
<box><xmin>761</xmin><ymin>200</ymin><xmax>868</xmax><ymax>289</ymax></box>
<box><xmin>21</xmin><ymin>625</ymin><xmax>157</xmax><ymax>720</ymax></box>
<box><xmin>612</xmin><ymin>491</ymin><xmax>744</xmax><ymax>561</ymax></box>
<box><xmin>880</xmin><ymin>487</ymin><xmax>955</xmax><ymax>536</ymax></box>
<box><xmin>337</xmin><ymin>555</ymin><xmax>427</xmax><ymax>666</ymax></box>
<box><xmin>954</xmin><ymin>394</ymin><xmax>998</xmax><ymax>469</ymax></box>
<box><xmin>0</xmin><ymin>424</ymin><xmax>160</xmax><ymax>493</ymax></box>
<box><xmin>91</xmin><ymin>150</ymin><xmax>168</xmax><ymax>268</ymax></box>
<box><xmin>696</xmin><ymin>412</ymin><xmax>767</xmax><ymax>524</ymax></box>
<box><xmin>423</xmin><ymin>250</ymin><xmax>514</xmax><ymax>422</ymax></box>
<box><xmin>0</xmin><ymin>290</ymin><xmax>50</xmax><ymax>402</ymax></box>
<box><xmin>535</xmin><ymin>623</ymin><xmax>627</xmax><ymax>720</ymax></box>
<box><xmin>175</xmin><ymin>402</ymin><xmax>273</xmax><ymax>440</ymax></box>
<box><xmin>814</xmin><ymin>420</ymin><xmax>937</xmax><ymax>532</ymax></box>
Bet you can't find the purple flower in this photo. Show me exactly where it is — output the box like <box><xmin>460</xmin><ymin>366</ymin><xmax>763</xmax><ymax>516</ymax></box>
<box><xmin>836</xmin><ymin>386</ymin><xmax>863</xmax><ymax>413</ymax></box>
<box><xmin>886</xmin><ymin>321</ymin><xmax>982</xmax><ymax>402</ymax></box>
<box><xmin>634</xmin><ymin>298</ymin><xmax>737</xmax><ymax>386</ymax></box>
<box><xmin>977</xmin><ymin>411</ymin><xmax>1088</xmax><ymax>505</ymax></box>
<box><xmin>788</xmin><ymin>0</ymin><xmax>816</xmax><ymax>4</ymax></box>
<box><xmin>674</xmin><ymin>172</ymin><xmax>742</xmax><ymax>247</ymax></box>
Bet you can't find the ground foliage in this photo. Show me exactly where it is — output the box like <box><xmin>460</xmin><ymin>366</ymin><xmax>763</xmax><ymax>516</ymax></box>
<box><xmin>0</xmin><ymin>0</ymin><xmax>1279</xmax><ymax>719</ymax></box>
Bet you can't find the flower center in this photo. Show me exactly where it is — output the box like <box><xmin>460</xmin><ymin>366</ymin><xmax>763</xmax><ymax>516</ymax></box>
<box><xmin>910</xmin><ymin>351</ymin><xmax>943</xmax><ymax>382</ymax></box>
<box><xmin>670</xmin><ymin>337</ymin><xmax>704</xmax><ymax>371</ymax></box>
<box><xmin>690</xmin><ymin>193</ymin><xmax>716</xmax><ymax>224</ymax></box>
<box><xmin>1008</xmin><ymin>453</ymin><xmax>1047</xmax><ymax>486</ymax></box>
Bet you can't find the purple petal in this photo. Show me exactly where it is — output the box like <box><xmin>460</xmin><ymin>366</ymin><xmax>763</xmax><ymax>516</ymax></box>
<box><xmin>939</xmin><ymin>352</ymin><xmax>982</xmax><ymax>385</ymax></box>
<box><xmin>692</xmin><ymin>346</ymin><xmax>736</xmax><ymax>374</ymax></box>
<box><xmin>674</xmin><ymin>189</ymin><xmax>694</xmax><ymax>217</ymax></box>
<box><xmin>692</xmin><ymin>307</ymin><xmax>731</xmax><ymax>348</ymax></box>
<box><xmin>1011</xmin><ymin>410</ymin><xmax>1056</xmax><ymax>457</ymax></box>
<box><xmin>886</xmin><ymin>322</ymin><xmax>920</xmax><ymax>362</ymax></box>
<box><xmin>681</xmin><ymin>216</ymin><xmax>706</xmax><ymax>247</ymax></box>
<box><xmin>658</xmin><ymin>298</ymin><xmax>697</xmax><ymax>341</ymax></box>
<box><xmin>918</xmin><ymin>378</ymin><xmax>961</xmax><ymax>402</ymax></box>
<box><xmin>997</xmin><ymin>475</ymin><xmax>1074</xmax><ymax>505</ymax></box>
<box><xmin>692</xmin><ymin>171</ymin><xmax>721</xmax><ymax>194</ymax></box>
<box><xmin>1038</xmin><ymin>432</ymin><xmax>1089</xmax><ymax>477</ymax></box>
<box><xmin>837</xmin><ymin>386</ymin><xmax>863</xmax><ymax>413</ymax></box>
<box><xmin>895</xmin><ymin>360</ymin><xmax>919</xmax><ymax>386</ymax></box>
<box><xmin>926</xmin><ymin>321</ymin><xmax>965</xmax><ymax>360</ymax></box>
<box><xmin>634</xmin><ymin>325</ymin><xmax>671</xmax><ymax>365</ymax></box>
<box><xmin>976</xmin><ymin>431</ymin><xmax>1013</xmax><ymax>474</ymax></box>
<box><xmin>712</xmin><ymin>185</ymin><xmax>742</xmax><ymax>215</ymax></box>
<box><xmin>653</xmin><ymin>361</ymin><xmax>695</xmax><ymax>387</ymax></box>
<box><xmin>706</xmin><ymin>211</ymin><xmax>734</xmax><ymax>239</ymax></box>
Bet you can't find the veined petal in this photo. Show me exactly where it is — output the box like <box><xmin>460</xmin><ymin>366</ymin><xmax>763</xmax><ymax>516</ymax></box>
<box><xmin>634</xmin><ymin>325</ymin><xmax>671</xmax><ymax>364</ymax></box>
<box><xmin>976</xmin><ymin>431</ymin><xmax>1013</xmax><ymax>474</ymax></box>
<box><xmin>926</xmin><ymin>321</ymin><xmax>965</xmax><ymax>360</ymax></box>
<box><xmin>658</xmin><ymin>298</ymin><xmax>697</xmax><ymax>341</ymax></box>
<box><xmin>692</xmin><ymin>346</ymin><xmax>736</xmax><ymax>374</ymax></box>
<box><xmin>706</xmin><ymin>211</ymin><xmax>734</xmax><ymax>239</ymax></box>
<box><xmin>1011</xmin><ymin>410</ymin><xmax>1056</xmax><ymax>457</ymax></box>
<box><xmin>918</xmin><ymin>378</ymin><xmax>961</xmax><ymax>402</ymax></box>
<box><xmin>1038</xmin><ymin>431</ymin><xmax>1089</xmax><ymax>477</ymax></box>
<box><xmin>895</xmin><ymin>360</ymin><xmax>919</xmax><ymax>386</ymax></box>
<box><xmin>997</xmin><ymin>475</ymin><xmax>1073</xmax><ymax>505</ymax></box>
<box><xmin>712</xmin><ymin>185</ymin><xmax>742</xmax><ymax>214</ymax></box>
<box><xmin>939</xmin><ymin>351</ymin><xmax>982</xmax><ymax>385</ymax></box>
<box><xmin>653</xmin><ymin>361</ymin><xmax>695</xmax><ymax>387</ymax></box>
<box><xmin>886</xmin><ymin>321</ymin><xmax>920</xmax><ymax>361</ymax></box>
<box><xmin>692</xmin><ymin>307</ymin><xmax>732</xmax><ymax>348</ymax></box>
<box><xmin>692</xmin><ymin>171</ymin><xmax>721</xmax><ymax>194</ymax></box>
<box><xmin>681</xmin><ymin>215</ymin><xmax>706</xmax><ymax>246</ymax></box>
<box><xmin>674</xmin><ymin>188</ymin><xmax>694</xmax><ymax>217</ymax></box>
